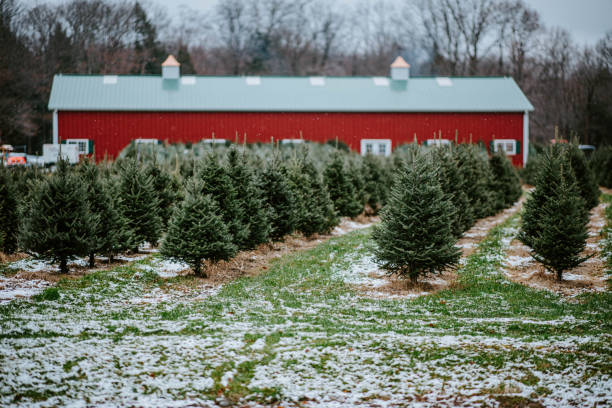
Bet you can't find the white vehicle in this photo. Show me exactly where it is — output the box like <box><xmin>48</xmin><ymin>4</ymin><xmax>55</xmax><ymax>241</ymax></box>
<box><xmin>42</xmin><ymin>144</ymin><xmax>80</xmax><ymax>164</ymax></box>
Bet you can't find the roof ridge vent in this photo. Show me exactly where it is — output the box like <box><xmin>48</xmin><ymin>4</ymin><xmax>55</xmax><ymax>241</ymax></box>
<box><xmin>162</xmin><ymin>55</ymin><xmax>180</xmax><ymax>80</ymax></box>
<box><xmin>390</xmin><ymin>56</ymin><xmax>410</xmax><ymax>81</ymax></box>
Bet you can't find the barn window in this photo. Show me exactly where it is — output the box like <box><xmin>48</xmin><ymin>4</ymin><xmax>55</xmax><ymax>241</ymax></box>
<box><xmin>309</xmin><ymin>77</ymin><xmax>325</xmax><ymax>86</ymax></box>
<box><xmin>373</xmin><ymin>77</ymin><xmax>390</xmax><ymax>86</ymax></box>
<box><xmin>134</xmin><ymin>138</ymin><xmax>160</xmax><ymax>145</ymax></box>
<box><xmin>281</xmin><ymin>139</ymin><xmax>304</xmax><ymax>144</ymax></box>
<box><xmin>361</xmin><ymin>139</ymin><xmax>391</xmax><ymax>157</ymax></box>
<box><xmin>202</xmin><ymin>138</ymin><xmax>227</xmax><ymax>144</ymax></box>
<box><xmin>492</xmin><ymin>139</ymin><xmax>518</xmax><ymax>155</ymax></box>
<box><xmin>425</xmin><ymin>139</ymin><xmax>451</xmax><ymax>147</ymax></box>
<box><xmin>245</xmin><ymin>76</ymin><xmax>261</xmax><ymax>86</ymax></box>
<box><xmin>64</xmin><ymin>139</ymin><xmax>91</xmax><ymax>155</ymax></box>
<box><xmin>181</xmin><ymin>76</ymin><xmax>196</xmax><ymax>85</ymax></box>
<box><xmin>103</xmin><ymin>75</ymin><xmax>117</xmax><ymax>84</ymax></box>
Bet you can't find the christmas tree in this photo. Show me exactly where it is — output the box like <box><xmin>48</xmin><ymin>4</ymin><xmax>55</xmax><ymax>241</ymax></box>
<box><xmin>117</xmin><ymin>158</ymin><xmax>162</xmax><ymax>252</ymax></box>
<box><xmin>429</xmin><ymin>147</ymin><xmax>474</xmax><ymax>237</ymax></box>
<box><xmin>226</xmin><ymin>147</ymin><xmax>270</xmax><ymax>248</ymax></box>
<box><xmin>0</xmin><ymin>165</ymin><xmax>19</xmax><ymax>254</ymax></box>
<box><xmin>564</xmin><ymin>144</ymin><xmax>600</xmax><ymax>210</ymax></box>
<box><xmin>78</xmin><ymin>159</ymin><xmax>122</xmax><ymax>267</ymax></box>
<box><xmin>519</xmin><ymin>150</ymin><xmax>590</xmax><ymax>281</ymax></box>
<box><xmin>362</xmin><ymin>154</ymin><xmax>389</xmax><ymax>214</ymax></box>
<box><xmin>260</xmin><ymin>156</ymin><xmax>296</xmax><ymax>240</ymax></box>
<box><xmin>144</xmin><ymin>160</ymin><xmax>180</xmax><ymax>228</ymax></box>
<box><xmin>324</xmin><ymin>153</ymin><xmax>363</xmax><ymax>218</ymax></box>
<box><xmin>488</xmin><ymin>150</ymin><xmax>522</xmax><ymax>211</ymax></box>
<box><xmin>288</xmin><ymin>151</ymin><xmax>338</xmax><ymax>237</ymax></box>
<box><xmin>161</xmin><ymin>179</ymin><xmax>236</xmax><ymax>277</ymax></box>
<box><xmin>455</xmin><ymin>144</ymin><xmax>494</xmax><ymax>219</ymax></box>
<box><xmin>372</xmin><ymin>154</ymin><xmax>461</xmax><ymax>283</ymax></box>
<box><xmin>198</xmin><ymin>152</ymin><xmax>249</xmax><ymax>248</ymax></box>
<box><xmin>20</xmin><ymin>159</ymin><xmax>93</xmax><ymax>273</ymax></box>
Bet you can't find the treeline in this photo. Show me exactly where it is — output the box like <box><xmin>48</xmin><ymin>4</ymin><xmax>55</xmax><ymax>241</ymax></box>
<box><xmin>0</xmin><ymin>143</ymin><xmax>394</xmax><ymax>273</ymax></box>
<box><xmin>0</xmin><ymin>0</ymin><xmax>610</xmax><ymax>154</ymax></box>
<box><xmin>0</xmin><ymin>141</ymin><xmax>523</xmax><ymax>276</ymax></box>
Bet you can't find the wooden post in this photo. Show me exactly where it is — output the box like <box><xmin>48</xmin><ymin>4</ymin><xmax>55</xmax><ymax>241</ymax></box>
<box><xmin>335</xmin><ymin>135</ymin><xmax>338</xmax><ymax>149</ymax></box>
<box><xmin>455</xmin><ymin>129</ymin><xmax>458</xmax><ymax>144</ymax></box>
<box><xmin>299</xmin><ymin>130</ymin><xmax>303</xmax><ymax>141</ymax></box>
<box><xmin>554</xmin><ymin>125</ymin><xmax>558</xmax><ymax>142</ymax></box>
<box><xmin>414</xmin><ymin>133</ymin><xmax>417</xmax><ymax>144</ymax></box>
<box><xmin>469</xmin><ymin>133</ymin><xmax>473</xmax><ymax>144</ymax></box>
<box><xmin>235</xmin><ymin>131</ymin><xmax>238</xmax><ymax>144</ymax></box>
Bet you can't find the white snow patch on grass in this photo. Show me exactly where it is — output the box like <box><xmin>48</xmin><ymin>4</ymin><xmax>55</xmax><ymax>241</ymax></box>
<box><xmin>137</xmin><ymin>258</ymin><xmax>191</xmax><ymax>278</ymax></box>
<box><xmin>0</xmin><ymin>276</ymin><xmax>52</xmax><ymax>304</ymax></box>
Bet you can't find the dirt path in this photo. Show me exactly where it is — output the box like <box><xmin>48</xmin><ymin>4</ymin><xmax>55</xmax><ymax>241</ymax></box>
<box><xmin>502</xmin><ymin>200</ymin><xmax>609</xmax><ymax>298</ymax></box>
<box><xmin>353</xmin><ymin>196</ymin><xmax>527</xmax><ymax>299</ymax></box>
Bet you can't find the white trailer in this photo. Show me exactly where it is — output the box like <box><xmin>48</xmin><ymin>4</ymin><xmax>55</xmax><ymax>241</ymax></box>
<box><xmin>42</xmin><ymin>144</ymin><xmax>80</xmax><ymax>164</ymax></box>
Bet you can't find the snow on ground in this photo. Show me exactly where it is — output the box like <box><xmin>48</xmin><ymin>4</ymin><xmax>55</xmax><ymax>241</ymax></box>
<box><xmin>7</xmin><ymin>257</ymin><xmax>88</xmax><ymax>273</ymax></box>
<box><xmin>136</xmin><ymin>257</ymin><xmax>190</xmax><ymax>278</ymax></box>
<box><xmin>332</xmin><ymin>219</ymin><xmax>375</xmax><ymax>236</ymax></box>
<box><xmin>0</xmin><ymin>276</ymin><xmax>52</xmax><ymax>304</ymax></box>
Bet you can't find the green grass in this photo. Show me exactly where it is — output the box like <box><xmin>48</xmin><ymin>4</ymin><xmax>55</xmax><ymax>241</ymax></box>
<box><xmin>0</xmin><ymin>206</ymin><xmax>610</xmax><ymax>406</ymax></box>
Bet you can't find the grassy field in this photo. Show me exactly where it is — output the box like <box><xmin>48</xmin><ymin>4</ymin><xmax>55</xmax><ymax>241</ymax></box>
<box><xmin>1</xmin><ymin>206</ymin><xmax>611</xmax><ymax>407</ymax></box>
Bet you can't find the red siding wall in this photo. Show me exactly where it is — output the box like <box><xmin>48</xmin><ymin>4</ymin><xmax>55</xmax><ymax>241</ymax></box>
<box><xmin>58</xmin><ymin>111</ymin><xmax>525</xmax><ymax>166</ymax></box>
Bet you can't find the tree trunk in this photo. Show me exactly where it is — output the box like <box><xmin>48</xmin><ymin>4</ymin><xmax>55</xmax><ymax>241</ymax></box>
<box><xmin>89</xmin><ymin>252</ymin><xmax>95</xmax><ymax>268</ymax></box>
<box><xmin>194</xmin><ymin>261</ymin><xmax>207</xmax><ymax>278</ymax></box>
<box><xmin>556</xmin><ymin>270</ymin><xmax>563</xmax><ymax>281</ymax></box>
<box><xmin>59</xmin><ymin>257</ymin><xmax>68</xmax><ymax>274</ymax></box>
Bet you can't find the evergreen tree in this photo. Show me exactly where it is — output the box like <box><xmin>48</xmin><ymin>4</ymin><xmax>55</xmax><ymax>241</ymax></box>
<box><xmin>372</xmin><ymin>155</ymin><xmax>461</xmax><ymax>283</ymax></box>
<box><xmin>564</xmin><ymin>144</ymin><xmax>600</xmax><ymax>210</ymax></box>
<box><xmin>260</xmin><ymin>156</ymin><xmax>296</xmax><ymax>240</ymax></box>
<box><xmin>20</xmin><ymin>159</ymin><xmax>93</xmax><ymax>273</ymax></box>
<box><xmin>198</xmin><ymin>152</ymin><xmax>249</xmax><ymax>248</ymax></box>
<box><xmin>117</xmin><ymin>158</ymin><xmax>162</xmax><ymax>252</ymax></box>
<box><xmin>288</xmin><ymin>152</ymin><xmax>338</xmax><ymax>237</ymax></box>
<box><xmin>430</xmin><ymin>147</ymin><xmax>474</xmax><ymax>237</ymax></box>
<box><xmin>518</xmin><ymin>151</ymin><xmax>590</xmax><ymax>281</ymax></box>
<box><xmin>488</xmin><ymin>150</ymin><xmax>522</xmax><ymax>211</ymax></box>
<box><xmin>324</xmin><ymin>153</ymin><xmax>363</xmax><ymax>218</ymax></box>
<box><xmin>161</xmin><ymin>180</ymin><xmax>236</xmax><ymax>277</ymax></box>
<box><xmin>362</xmin><ymin>154</ymin><xmax>388</xmax><ymax>214</ymax></box>
<box><xmin>78</xmin><ymin>159</ymin><xmax>122</xmax><ymax>267</ymax></box>
<box><xmin>144</xmin><ymin>160</ymin><xmax>179</xmax><ymax>229</ymax></box>
<box><xmin>0</xmin><ymin>165</ymin><xmax>19</xmax><ymax>253</ymax></box>
<box><xmin>226</xmin><ymin>148</ymin><xmax>270</xmax><ymax>248</ymax></box>
<box><xmin>455</xmin><ymin>144</ymin><xmax>494</xmax><ymax>219</ymax></box>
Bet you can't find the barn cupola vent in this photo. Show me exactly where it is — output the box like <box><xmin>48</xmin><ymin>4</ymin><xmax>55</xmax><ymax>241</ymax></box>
<box><xmin>390</xmin><ymin>56</ymin><xmax>410</xmax><ymax>81</ymax></box>
<box><xmin>162</xmin><ymin>55</ymin><xmax>180</xmax><ymax>80</ymax></box>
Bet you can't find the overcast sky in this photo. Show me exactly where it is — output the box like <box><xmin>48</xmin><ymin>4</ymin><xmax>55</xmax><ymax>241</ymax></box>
<box><xmin>155</xmin><ymin>0</ymin><xmax>611</xmax><ymax>46</ymax></box>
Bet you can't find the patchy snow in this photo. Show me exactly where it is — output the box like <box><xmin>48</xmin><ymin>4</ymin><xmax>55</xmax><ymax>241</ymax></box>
<box><xmin>504</xmin><ymin>255</ymin><xmax>534</xmax><ymax>267</ymax></box>
<box><xmin>332</xmin><ymin>252</ymin><xmax>387</xmax><ymax>289</ymax></box>
<box><xmin>0</xmin><ymin>276</ymin><xmax>52</xmax><ymax>304</ymax></box>
<box><xmin>137</xmin><ymin>258</ymin><xmax>191</xmax><ymax>278</ymax></box>
<box><xmin>332</xmin><ymin>219</ymin><xmax>374</xmax><ymax>236</ymax></box>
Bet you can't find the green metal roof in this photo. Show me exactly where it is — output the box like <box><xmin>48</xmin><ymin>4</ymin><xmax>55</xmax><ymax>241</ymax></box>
<box><xmin>48</xmin><ymin>74</ymin><xmax>534</xmax><ymax>112</ymax></box>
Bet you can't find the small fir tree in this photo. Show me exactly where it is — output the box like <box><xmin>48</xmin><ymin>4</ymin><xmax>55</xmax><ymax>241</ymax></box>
<box><xmin>324</xmin><ymin>153</ymin><xmax>363</xmax><ymax>218</ymax></box>
<box><xmin>260</xmin><ymin>156</ymin><xmax>296</xmax><ymax>240</ymax></box>
<box><xmin>117</xmin><ymin>158</ymin><xmax>162</xmax><ymax>252</ymax></box>
<box><xmin>0</xmin><ymin>165</ymin><xmax>19</xmax><ymax>253</ymax></box>
<box><xmin>226</xmin><ymin>148</ymin><xmax>270</xmax><ymax>248</ymax></box>
<box><xmin>199</xmin><ymin>152</ymin><xmax>249</xmax><ymax>248</ymax></box>
<box><xmin>144</xmin><ymin>160</ymin><xmax>180</xmax><ymax>228</ymax></box>
<box><xmin>78</xmin><ymin>159</ymin><xmax>122</xmax><ymax>267</ymax></box>
<box><xmin>455</xmin><ymin>144</ymin><xmax>494</xmax><ymax>219</ymax></box>
<box><xmin>564</xmin><ymin>144</ymin><xmax>600</xmax><ymax>209</ymax></box>
<box><xmin>518</xmin><ymin>151</ymin><xmax>590</xmax><ymax>281</ymax></box>
<box><xmin>362</xmin><ymin>154</ymin><xmax>388</xmax><ymax>214</ymax></box>
<box><xmin>488</xmin><ymin>150</ymin><xmax>522</xmax><ymax>211</ymax></box>
<box><xmin>429</xmin><ymin>147</ymin><xmax>474</xmax><ymax>237</ymax></box>
<box><xmin>372</xmin><ymin>155</ymin><xmax>461</xmax><ymax>283</ymax></box>
<box><xmin>161</xmin><ymin>180</ymin><xmax>237</xmax><ymax>277</ymax></box>
<box><xmin>20</xmin><ymin>159</ymin><xmax>93</xmax><ymax>273</ymax></box>
<box><xmin>288</xmin><ymin>153</ymin><xmax>338</xmax><ymax>237</ymax></box>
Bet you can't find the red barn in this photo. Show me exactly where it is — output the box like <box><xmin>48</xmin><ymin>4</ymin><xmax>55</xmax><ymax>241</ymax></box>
<box><xmin>48</xmin><ymin>56</ymin><xmax>534</xmax><ymax>166</ymax></box>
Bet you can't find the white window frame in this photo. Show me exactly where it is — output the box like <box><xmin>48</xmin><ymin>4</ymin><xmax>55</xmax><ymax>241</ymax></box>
<box><xmin>134</xmin><ymin>138</ymin><xmax>159</xmax><ymax>144</ymax></box>
<box><xmin>425</xmin><ymin>139</ymin><xmax>451</xmax><ymax>147</ymax></box>
<box><xmin>202</xmin><ymin>138</ymin><xmax>227</xmax><ymax>144</ymax></box>
<box><xmin>281</xmin><ymin>139</ymin><xmax>304</xmax><ymax>144</ymax></box>
<box><xmin>360</xmin><ymin>139</ymin><xmax>391</xmax><ymax>157</ymax></box>
<box><xmin>64</xmin><ymin>138</ymin><xmax>89</xmax><ymax>155</ymax></box>
<box><xmin>493</xmin><ymin>139</ymin><xmax>517</xmax><ymax>155</ymax></box>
